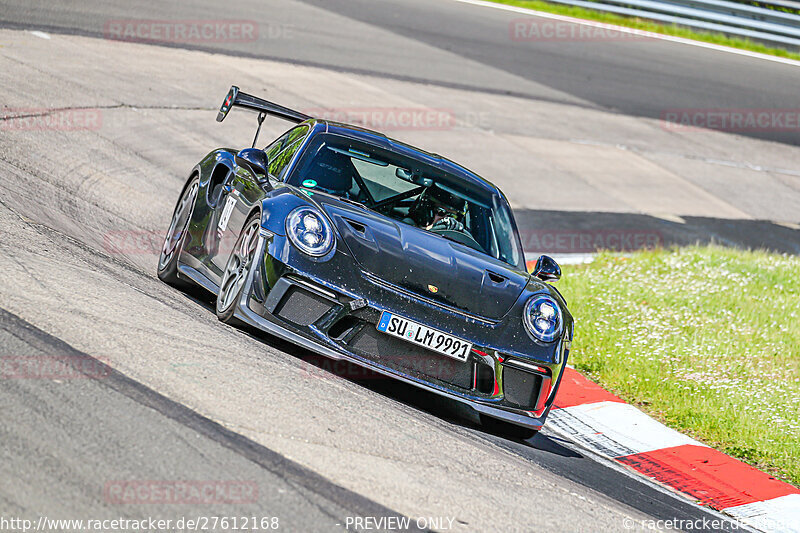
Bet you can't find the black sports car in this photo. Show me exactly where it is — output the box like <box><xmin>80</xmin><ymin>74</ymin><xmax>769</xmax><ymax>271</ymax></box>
<box><xmin>158</xmin><ymin>86</ymin><xmax>573</xmax><ymax>439</ymax></box>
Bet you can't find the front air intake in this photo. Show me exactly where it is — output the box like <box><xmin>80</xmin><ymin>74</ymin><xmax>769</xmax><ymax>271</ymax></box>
<box><xmin>273</xmin><ymin>286</ymin><xmax>332</xmax><ymax>326</ymax></box>
<box><xmin>502</xmin><ymin>366</ymin><xmax>543</xmax><ymax>409</ymax></box>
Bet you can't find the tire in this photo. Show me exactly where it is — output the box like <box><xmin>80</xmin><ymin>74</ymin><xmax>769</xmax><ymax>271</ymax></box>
<box><xmin>157</xmin><ymin>178</ymin><xmax>199</xmax><ymax>288</ymax></box>
<box><xmin>479</xmin><ymin>414</ymin><xmax>538</xmax><ymax>440</ymax></box>
<box><xmin>216</xmin><ymin>214</ymin><xmax>261</xmax><ymax>325</ymax></box>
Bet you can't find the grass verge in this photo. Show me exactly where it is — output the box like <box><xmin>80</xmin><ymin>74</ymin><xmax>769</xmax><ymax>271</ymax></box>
<box><xmin>487</xmin><ymin>0</ymin><xmax>800</xmax><ymax>61</ymax></box>
<box><xmin>558</xmin><ymin>245</ymin><xmax>800</xmax><ymax>486</ymax></box>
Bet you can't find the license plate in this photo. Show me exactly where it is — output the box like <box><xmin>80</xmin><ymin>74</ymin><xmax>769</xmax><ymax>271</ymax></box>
<box><xmin>376</xmin><ymin>311</ymin><xmax>472</xmax><ymax>362</ymax></box>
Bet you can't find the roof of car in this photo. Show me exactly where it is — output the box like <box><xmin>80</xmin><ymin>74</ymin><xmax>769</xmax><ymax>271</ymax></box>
<box><xmin>310</xmin><ymin>119</ymin><xmax>502</xmax><ymax>197</ymax></box>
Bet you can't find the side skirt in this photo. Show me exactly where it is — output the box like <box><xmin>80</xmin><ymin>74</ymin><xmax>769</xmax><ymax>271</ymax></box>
<box><xmin>177</xmin><ymin>264</ymin><xmax>220</xmax><ymax>295</ymax></box>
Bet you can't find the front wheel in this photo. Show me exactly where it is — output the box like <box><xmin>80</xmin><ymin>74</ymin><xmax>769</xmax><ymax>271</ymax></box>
<box><xmin>479</xmin><ymin>414</ymin><xmax>538</xmax><ymax>440</ymax></box>
<box><xmin>216</xmin><ymin>215</ymin><xmax>261</xmax><ymax>325</ymax></box>
<box><xmin>158</xmin><ymin>178</ymin><xmax>199</xmax><ymax>288</ymax></box>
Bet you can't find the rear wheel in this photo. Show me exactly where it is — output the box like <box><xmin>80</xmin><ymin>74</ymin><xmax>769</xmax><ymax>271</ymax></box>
<box><xmin>216</xmin><ymin>215</ymin><xmax>261</xmax><ymax>325</ymax></box>
<box><xmin>480</xmin><ymin>414</ymin><xmax>538</xmax><ymax>440</ymax></box>
<box><xmin>157</xmin><ymin>179</ymin><xmax>199</xmax><ymax>288</ymax></box>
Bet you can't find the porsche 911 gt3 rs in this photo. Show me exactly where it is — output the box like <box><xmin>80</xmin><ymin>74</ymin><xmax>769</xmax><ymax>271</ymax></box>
<box><xmin>158</xmin><ymin>86</ymin><xmax>573</xmax><ymax>439</ymax></box>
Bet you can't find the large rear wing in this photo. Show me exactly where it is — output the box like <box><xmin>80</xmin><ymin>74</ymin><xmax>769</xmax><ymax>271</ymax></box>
<box><xmin>216</xmin><ymin>86</ymin><xmax>312</xmax><ymax>148</ymax></box>
<box><xmin>216</xmin><ymin>86</ymin><xmax>311</xmax><ymax>124</ymax></box>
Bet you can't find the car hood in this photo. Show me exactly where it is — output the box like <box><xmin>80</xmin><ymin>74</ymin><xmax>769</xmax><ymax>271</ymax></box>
<box><xmin>314</xmin><ymin>195</ymin><xmax>528</xmax><ymax>320</ymax></box>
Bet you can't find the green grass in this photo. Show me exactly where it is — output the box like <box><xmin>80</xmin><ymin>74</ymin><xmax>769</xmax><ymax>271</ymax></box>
<box><xmin>490</xmin><ymin>0</ymin><xmax>800</xmax><ymax>61</ymax></box>
<box><xmin>558</xmin><ymin>246</ymin><xmax>800</xmax><ymax>486</ymax></box>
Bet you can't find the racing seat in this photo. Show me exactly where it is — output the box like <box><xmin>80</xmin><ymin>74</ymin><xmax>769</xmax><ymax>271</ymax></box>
<box><xmin>309</xmin><ymin>149</ymin><xmax>355</xmax><ymax>197</ymax></box>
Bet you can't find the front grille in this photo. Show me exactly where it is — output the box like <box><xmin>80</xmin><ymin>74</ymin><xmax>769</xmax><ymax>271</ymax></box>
<box><xmin>273</xmin><ymin>286</ymin><xmax>333</xmax><ymax>326</ymax></box>
<box><xmin>347</xmin><ymin>326</ymin><xmax>473</xmax><ymax>389</ymax></box>
<box><xmin>503</xmin><ymin>366</ymin><xmax>542</xmax><ymax>408</ymax></box>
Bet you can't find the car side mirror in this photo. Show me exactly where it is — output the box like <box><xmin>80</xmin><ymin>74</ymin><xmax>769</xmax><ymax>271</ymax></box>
<box><xmin>236</xmin><ymin>148</ymin><xmax>269</xmax><ymax>177</ymax></box>
<box><xmin>533</xmin><ymin>255</ymin><xmax>561</xmax><ymax>282</ymax></box>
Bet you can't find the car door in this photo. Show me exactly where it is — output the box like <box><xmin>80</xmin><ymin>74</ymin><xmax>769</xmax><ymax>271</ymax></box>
<box><xmin>209</xmin><ymin>125</ymin><xmax>310</xmax><ymax>276</ymax></box>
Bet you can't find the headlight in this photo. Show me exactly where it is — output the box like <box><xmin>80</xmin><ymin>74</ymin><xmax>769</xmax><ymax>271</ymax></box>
<box><xmin>286</xmin><ymin>207</ymin><xmax>335</xmax><ymax>257</ymax></box>
<box><xmin>523</xmin><ymin>294</ymin><xmax>562</xmax><ymax>342</ymax></box>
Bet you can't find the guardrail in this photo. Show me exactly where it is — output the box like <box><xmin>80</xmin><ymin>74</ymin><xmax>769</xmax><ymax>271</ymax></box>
<box><xmin>541</xmin><ymin>0</ymin><xmax>800</xmax><ymax>49</ymax></box>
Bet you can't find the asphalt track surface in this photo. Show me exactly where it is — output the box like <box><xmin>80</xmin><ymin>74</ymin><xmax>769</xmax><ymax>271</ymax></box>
<box><xmin>0</xmin><ymin>309</ymin><xmax>419</xmax><ymax>532</ymax></box>
<box><xmin>2</xmin><ymin>0</ymin><xmax>799</xmax><ymax>145</ymax></box>
<box><xmin>0</xmin><ymin>0</ymin><xmax>795</xmax><ymax>531</ymax></box>
<box><xmin>3</xmin><ymin>0</ymin><xmax>800</xmax><ymax>255</ymax></box>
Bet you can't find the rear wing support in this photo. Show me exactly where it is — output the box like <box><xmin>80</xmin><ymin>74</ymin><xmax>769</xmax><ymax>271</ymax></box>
<box><xmin>252</xmin><ymin>112</ymin><xmax>266</xmax><ymax>149</ymax></box>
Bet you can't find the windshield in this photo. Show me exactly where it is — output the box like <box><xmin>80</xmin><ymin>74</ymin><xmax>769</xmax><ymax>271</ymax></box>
<box><xmin>286</xmin><ymin>133</ymin><xmax>523</xmax><ymax>268</ymax></box>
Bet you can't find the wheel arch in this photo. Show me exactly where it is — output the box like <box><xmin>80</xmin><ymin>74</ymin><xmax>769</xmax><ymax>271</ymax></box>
<box><xmin>179</xmin><ymin>167</ymin><xmax>202</xmax><ymax>198</ymax></box>
<box><xmin>249</xmin><ymin>205</ymin><xmax>264</xmax><ymax>228</ymax></box>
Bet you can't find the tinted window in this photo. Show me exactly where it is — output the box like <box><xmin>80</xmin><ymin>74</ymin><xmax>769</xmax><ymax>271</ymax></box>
<box><xmin>264</xmin><ymin>131</ymin><xmax>291</xmax><ymax>161</ymax></box>
<box><xmin>267</xmin><ymin>125</ymin><xmax>309</xmax><ymax>179</ymax></box>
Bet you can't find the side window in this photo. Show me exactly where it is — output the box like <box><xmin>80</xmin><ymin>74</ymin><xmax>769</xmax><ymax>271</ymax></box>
<box><xmin>264</xmin><ymin>131</ymin><xmax>291</xmax><ymax>161</ymax></box>
<box><xmin>269</xmin><ymin>138</ymin><xmax>304</xmax><ymax>179</ymax></box>
<box><xmin>268</xmin><ymin>125</ymin><xmax>309</xmax><ymax>179</ymax></box>
<box><xmin>283</xmin><ymin>124</ymin><xmax>309</xmax><ymax>146</ymax></box>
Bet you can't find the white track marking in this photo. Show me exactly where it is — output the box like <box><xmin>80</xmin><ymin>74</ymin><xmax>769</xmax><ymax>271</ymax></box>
<box><xmin>452</xmin><ymin>0</ymin><xmax>800</xmax><ymax>67</ymax></box>
<box><xmin>549</xmin><ymin>401</ymin><xmax>706</xmax><ymax>457</ymax></box>
<box><xmin>29</xmin><ymin>31</ymin><xmax>51</xmax><ymax>40</ymax></box>
<box><xmin>725</xmin><ymin>494</ymin><xmax>800</xmax><ymax>533</ymax></box>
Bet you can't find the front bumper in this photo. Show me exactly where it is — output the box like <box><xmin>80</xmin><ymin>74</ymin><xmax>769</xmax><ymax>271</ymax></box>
<box><xmin>235</xmin><ymin>232</ymin><xmax>569</xmax><ymax>430</ymax></box>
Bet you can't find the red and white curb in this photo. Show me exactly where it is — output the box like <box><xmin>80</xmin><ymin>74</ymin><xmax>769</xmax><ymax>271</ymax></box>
<box><xmin>548</xmin><ymin>368</ymin><xmax>800</xmax><ymax>532</ymax></box>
